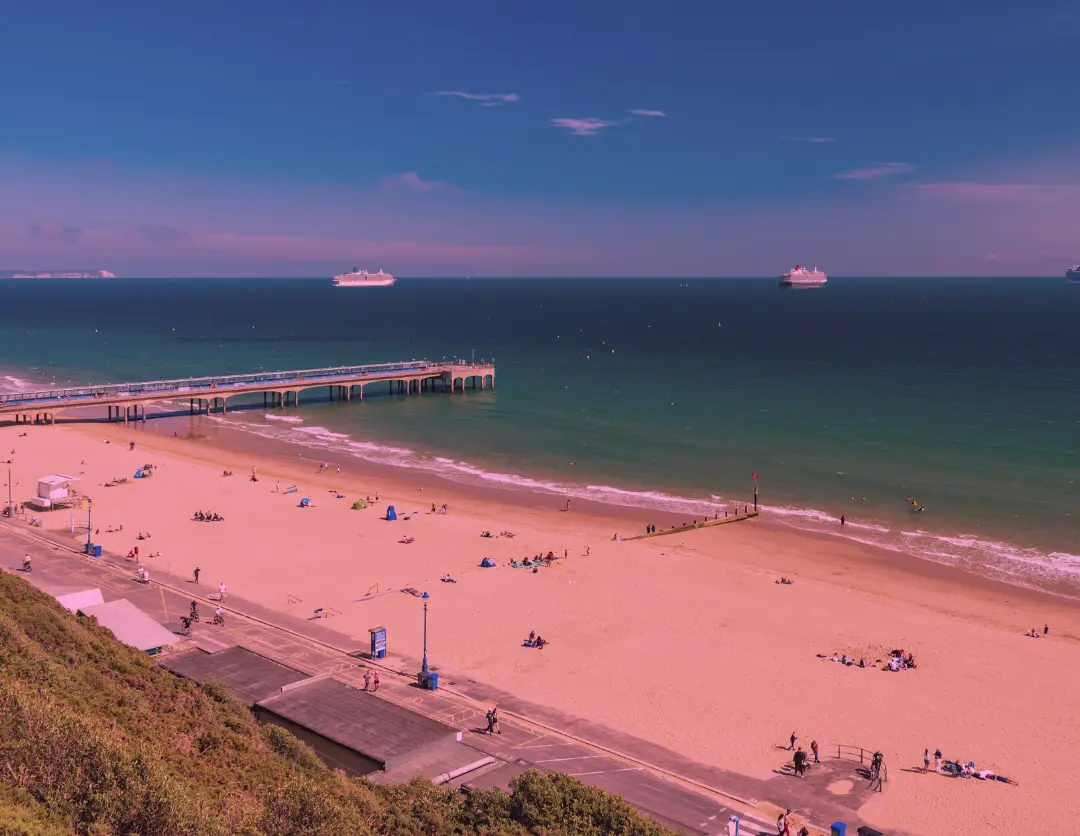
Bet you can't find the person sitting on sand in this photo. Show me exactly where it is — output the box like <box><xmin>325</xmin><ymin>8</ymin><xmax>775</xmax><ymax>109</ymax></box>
<box><xmin>535</xmin><ymin>636</ymin><xmax>546</xmax><ymax>649</ymax></box>
<box><xmin>440</xmin><ymin>573</ymin><xmax>456</xmax><ymax>583</ymax></box>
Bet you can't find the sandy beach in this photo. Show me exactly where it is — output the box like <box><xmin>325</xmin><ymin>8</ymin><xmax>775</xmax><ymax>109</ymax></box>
<box><xmin>4</xmin><ymin>418</ymin><xmax>1078</xmax><ymax>836</ymax></box>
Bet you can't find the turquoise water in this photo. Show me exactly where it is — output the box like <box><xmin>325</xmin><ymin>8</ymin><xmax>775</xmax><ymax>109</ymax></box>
<box><xmin>1</xmin><ymin>277</ymin><xmax>1078</xmax><ymax>591</ymax></box>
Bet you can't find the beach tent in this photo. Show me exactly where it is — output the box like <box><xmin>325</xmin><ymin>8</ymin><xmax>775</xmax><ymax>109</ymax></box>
<box><xmin>480</xmin><ymin>557</ymin><xmax>496</xmax><ymax>568</ymax></box>
<box><xmin>351</xmin><ymin>499</ymin><xmax>367</xmax><ymax>510</ymax></box>
<box><xmin>385</xmin><ymin>505</ymin><xmax>397</xmax><ymax>521</ymax></box>
<box><xmin>134</xmin><ymin>470</ymin><xmax>145</xmax><ymax>478</ymax></box>
<box><xmin>299</xmin><ymin>497</ymin><xmax>311</xmax><ymax>507</ymax></box>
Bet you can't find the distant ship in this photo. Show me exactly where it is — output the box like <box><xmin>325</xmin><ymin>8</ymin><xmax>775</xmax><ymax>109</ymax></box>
<box><xmin>779</xmin><ymin>265</ymin><xmax>827</xmax><ymax>288</ymax></box>
<box><xmin>1067</xmin><ymin>265</ymin><xmax>1080</xmax><ymax>283</ymax></box>
<box><xmin>332</xmin><ymin>268</ymin><xmax>395</xmax><ymax>287</ymax></box>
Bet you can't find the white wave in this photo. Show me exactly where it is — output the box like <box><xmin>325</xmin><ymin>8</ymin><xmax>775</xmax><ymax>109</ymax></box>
<box><xmin>0</xmin><ymin>374</ymin><xmax>33</xmax><ymax>393</ymax></box>
<box><xmin>263</xmin><ymin>414</ymin><xmax>304</xmax><ymax>423</ymax></box>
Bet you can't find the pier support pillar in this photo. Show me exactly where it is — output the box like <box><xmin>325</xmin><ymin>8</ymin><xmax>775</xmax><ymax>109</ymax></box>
<box><xmin>221</xmin><ymin>398</ymin><xmax>227</xmax><ymax>415</ymax></box>
<box><xmin>124</xmin><ymin>407</ymin><xmax>129</xmax><ymax>425</ymax></box>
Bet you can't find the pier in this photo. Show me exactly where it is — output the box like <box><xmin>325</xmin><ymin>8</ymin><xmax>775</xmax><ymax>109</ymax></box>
<box><xmin>0</xmin><ymin>360</ymin><xmax>495</xmax><ymax>426</ymax></box>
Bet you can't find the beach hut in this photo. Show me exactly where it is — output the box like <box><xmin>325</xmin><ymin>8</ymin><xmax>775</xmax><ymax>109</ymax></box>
<box><xmin>31</xmin><ymin>474</ymin><xmax>79</xmax><ymax>509</ymax></box>
<box><xmin>385</xmin><ymin>505</ymin><xmax>397</xmax><ymax>521</ymax></box>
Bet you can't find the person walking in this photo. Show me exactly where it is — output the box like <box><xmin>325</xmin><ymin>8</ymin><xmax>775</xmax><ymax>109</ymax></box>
<box><xmin>193</xmin><ymin>566</ymin><xmax>200</xmax><ymax>584</ymax></box>
<box><xmin>934</xmin><ymin>748</ymin><xmax>943</xmax><ymax>774</ymax></box>
<box><xmin>363</xmin><ymin>670</ymin><xmax>372</xmax><ymax>692</ymax></box>
<box><xmin>840</xmin><ymin>514</ymin><xmax>846</xmax><ymax>526</ymax></box>
<box><xmin>486</xmin><ymin>706</ymin><xmax>501</xmax><ymax>735</ymax></box>
<box><xmin>372</xmin><ymin>671</ymin><xmax>380</xmax><ymax>692</ymax></box>
<box><xmin>810</xmin><ymin>740</ymin><xmax>819</xmax><ymax>763</ymax></box>
<box><xmin>789</xmin><ymin>731</ymin><xmax>797</xmax><ymax>750</ymax></box>
<box><xmin>776</xmin><ymin>808</ymin><xmax>791</xmax><ymax>836</ymax></box>
<box><xmin>793</xmin><ymin>747</ymin><xmax>807</xmax><ymax>777</ymax></box>
<box><xmin>923</xmin><ymin>748</ymin><xmax>931</xmax><ymax>772</ymax></box>
<box><xmin>218</xmin><ymin>582</ymin><xmax>227</xmax><ymax>600</ymax></box>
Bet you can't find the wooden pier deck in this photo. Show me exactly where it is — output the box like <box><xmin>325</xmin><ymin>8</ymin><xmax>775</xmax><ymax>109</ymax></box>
<box><xmin>0</xmin><ymin>360</ymin><xmax>495</xmax><ymax>425</ymax></box>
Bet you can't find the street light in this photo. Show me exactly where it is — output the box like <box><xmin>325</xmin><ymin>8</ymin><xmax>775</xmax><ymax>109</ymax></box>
<box><xmin>86</xmin><ymin>498</ymin><xmax>93</xmax><ymax>554</ymax></box>
<box><xmin>421</xmin><ymin>591</ymin><xmax>430</xmax><ymax>675</ymax></box>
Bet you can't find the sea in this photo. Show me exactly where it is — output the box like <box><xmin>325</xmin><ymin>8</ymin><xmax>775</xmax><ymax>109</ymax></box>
<box><xmin>2</xmin><ymin>277</ymin><xmax>1078</xmax><ymax>594</ymax></box>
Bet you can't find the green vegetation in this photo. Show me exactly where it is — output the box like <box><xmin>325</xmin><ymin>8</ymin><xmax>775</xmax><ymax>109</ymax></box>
<box><xmin>0</xmin><ymin>573</ymin><xmax>672</xmax><ymax>835</ymax></box>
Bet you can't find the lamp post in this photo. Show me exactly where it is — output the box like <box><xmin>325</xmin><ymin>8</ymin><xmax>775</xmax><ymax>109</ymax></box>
<box><xmin>752</xmin><ymin>472</ymin><xmax>758</xmax><ymax>512</ymax></box>
<box><xmin>421</xmin><ymin>591</ymin><xmax>430</xmax><ymax>675</ymax></box>
<box><xmin>86</xmin><ymin>498</ymin><xmax>93</xmax><ymax>554</ymax></box>
<box><xmin>5</xmin><ymin>465</ymin><xmax>11</xmax><ymax>517</ymax></box>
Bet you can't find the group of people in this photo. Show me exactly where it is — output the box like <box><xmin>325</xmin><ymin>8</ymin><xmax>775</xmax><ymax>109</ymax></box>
<box><xmin>509</xmin><ymin>552</ymin><xmax>559</xmax><ymax>569</ymax></box>
<box><xmin>775</xmin><ymin>577</ymin><xmax>794</xmax><ymax>585</ymax></box>
<box><xmin>361</xmin><ymin>669</ymin><xmax>381</xmax><ymax>692</ymax></box>
<box><xmin>192</xmin><ymin>510</ymin><xmax>224</xmax><ymax>522</ymax></box>
<box><xmin>886</xmin><ymin>649</ymin><xmax>917</xmax><ymax>672</ymax></box>
<box><xmin>1025</xmin><ymin>625</ymin><xmax>1049</xmax><ymax>638</ymax></box>
<box><xmin>179</xmin><ymin>601</ymin><xmax>225</xmax><ymax>634</ymax></box>
<box><xmin>523</xmin><ymin>631</ymin><xmax>547</xmax><ymax>649</ymax></box>
<box><xmin>924</xmin><ymin>748</ymin><xmax>1013</xmax><ymax>783</ymax></box>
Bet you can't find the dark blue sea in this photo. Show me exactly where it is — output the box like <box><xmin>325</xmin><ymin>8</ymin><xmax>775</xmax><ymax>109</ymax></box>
<box><xmin>2</xmin><ymin>277</ymin><xmax>1078</xmax><ymax>592</ymax></box>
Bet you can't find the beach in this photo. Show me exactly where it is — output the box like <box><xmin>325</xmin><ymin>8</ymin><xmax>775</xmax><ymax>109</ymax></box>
<box><xmin>5</xmin><ymin>418</ymin><xmax>1078</xmax><ymax>836</ymax></box>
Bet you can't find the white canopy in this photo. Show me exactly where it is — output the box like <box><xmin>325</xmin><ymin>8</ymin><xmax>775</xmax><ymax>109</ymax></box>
<box><xmin>78</xmin><ymin>599</ymin><xmax>177</xmax><ymax>652</ymax></box>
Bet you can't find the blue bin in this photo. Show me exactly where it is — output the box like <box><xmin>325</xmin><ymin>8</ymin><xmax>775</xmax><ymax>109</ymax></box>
<box><xmin>93</xmin><ymin>545</ymin><xmax>102</xmax><ymax>558</ymax></box>
<box><xmin>831</xmin><ymin>823</ymin><xmax>847</xmax><ymax>836</ymax></box>
<box><xmin>417</xmin><ymin>672</ymin><xmax>439</xmax><ymax>690</ymax></box>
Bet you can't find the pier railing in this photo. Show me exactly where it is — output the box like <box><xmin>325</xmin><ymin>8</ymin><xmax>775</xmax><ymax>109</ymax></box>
<box><xmin>0</xmin><ymin>360</ymin><xmax>488</xmax><ymax>408</ymax></box>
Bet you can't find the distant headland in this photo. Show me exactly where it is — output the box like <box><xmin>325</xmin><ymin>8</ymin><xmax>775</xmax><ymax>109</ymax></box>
<box><xmin>0</xmin><ymin>269</ymin><xmax>117</xmax><ymax>279</ymax></box>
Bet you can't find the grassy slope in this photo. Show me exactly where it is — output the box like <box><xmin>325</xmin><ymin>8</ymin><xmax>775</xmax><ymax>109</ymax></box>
<box><xmin>0</xmin><ymin>572</ymin><xmax>671</xmax><ymax>836</ymax></box>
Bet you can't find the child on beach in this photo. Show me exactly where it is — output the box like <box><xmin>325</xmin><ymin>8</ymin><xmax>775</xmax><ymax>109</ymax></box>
<box><xmin>363</xmin><ymin>670</ymin><xmax>372</xmax><ymax>691</ymax></box>
<box><xmin>372</xmin><ymin>671</ymin><xmax>380</xmax><ymax>692</ymax></box>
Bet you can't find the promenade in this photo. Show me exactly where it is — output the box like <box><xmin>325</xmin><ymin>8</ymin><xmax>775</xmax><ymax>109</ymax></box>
<box><xmin>0</xmin><ymin>515</ymin><xmax>899</xmax><ymax>836</ymax></box>
<box><xmin>0</xmin><ymin>360</ymin><xmax>496</xmax><ymax>425</ymax></box>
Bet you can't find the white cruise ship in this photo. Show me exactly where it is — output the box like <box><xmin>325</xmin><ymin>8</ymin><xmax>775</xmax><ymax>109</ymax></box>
<box><xmin>333</xmin><ymin>268</ymin><xmax>395</xmax><ymax>287</ymax></box>
<box><xmin>1067</xmin><ymin>265</ymin><xmax>1080</xmax><ymax>283</ymax></box>
<box><xmin>780</xmin><ymin>265</ymin><xmax>827</xmax><ymax>288</ymax></box>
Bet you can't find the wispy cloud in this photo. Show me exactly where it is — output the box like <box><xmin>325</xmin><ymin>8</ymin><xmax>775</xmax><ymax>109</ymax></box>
<box><xmin>28</xmin><ymin>219</ymin><xmax>82</xmax><ymax>243</ymax></box>
<box><xmin>432</xmin><ymin>91</ymin><xmax>519</xmax><ymax>105</ymax></box>
<box><xmin>378</xmin><ymin>172</ymin><xmax>455</xmax><ymax>192</ymax></box>
<box><xmin>784</xmin><ymin>136</ymin><xmax>836</xmax><ymax>143</ymax></box>
<box><xmin>629</xmin><ymin>109</ymin><xmax>666</xmax><ymax>117</ymax></box>
<box><xmin>551</xmin><ymin>117</ymin><xmax>625</xmax><ymax>136</ymax></box>
<box><xmin>835</xmin><ymin>162</ymin><xmax>915</xmax><ymax>181</ymax></box>
<box><xmin>911</xmin><ymin>181</ymin><xmax>1080</xmax><ymax>202</ymax></box>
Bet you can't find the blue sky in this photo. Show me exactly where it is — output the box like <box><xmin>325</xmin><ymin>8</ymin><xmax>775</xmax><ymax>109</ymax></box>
<box><xmin>1</xmin><ymin>0</ymin><xmax>1079</xmax><ymax>275</ymax></box>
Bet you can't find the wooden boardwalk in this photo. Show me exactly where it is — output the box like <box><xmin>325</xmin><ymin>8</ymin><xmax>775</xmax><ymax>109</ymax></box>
<box><xmin>0</xmin><ymin>360</ymin><xmax>495</xmax><ymax>425</ymax></box>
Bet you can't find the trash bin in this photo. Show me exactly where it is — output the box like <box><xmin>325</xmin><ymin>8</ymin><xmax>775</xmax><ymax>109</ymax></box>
<box><xmin>831</xmin><ymin>824</ymin><xmax>847</xmax><ymax>836</ymax></box>
<box><xmin>417</xmin><ymin>672</ymin><xmax>439</xmax><ymax>690</ymax></box>
<box><xmin>93</xmin><ymin>545</ymin><xmax>102</xmax><ymax>558</ymax></box>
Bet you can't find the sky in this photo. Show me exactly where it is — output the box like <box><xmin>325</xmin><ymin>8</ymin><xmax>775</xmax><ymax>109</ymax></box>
<box><xmin>1</xmin><ymin>0</ymin><xmax>1079</xmax><ymax>277</ymax></box>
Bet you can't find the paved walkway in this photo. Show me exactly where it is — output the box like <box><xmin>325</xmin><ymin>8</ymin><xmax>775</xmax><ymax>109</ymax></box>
<box><xmin>0</xmin><ymin>517</ymin><xmax>902</xmax><ymax>836</ymax></box>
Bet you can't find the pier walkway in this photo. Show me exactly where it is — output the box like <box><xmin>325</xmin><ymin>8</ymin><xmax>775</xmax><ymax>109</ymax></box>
<box><xmin>0</xmin><ymin>360</ymin><xmax>495</xmax><ymax>425</ymax></box>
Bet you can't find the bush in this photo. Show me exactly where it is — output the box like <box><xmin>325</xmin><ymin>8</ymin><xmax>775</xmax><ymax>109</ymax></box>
<box><xmin>0</xmin><ymin>572</ymin><xmax>675</xmax><ymax>835</ymax></box>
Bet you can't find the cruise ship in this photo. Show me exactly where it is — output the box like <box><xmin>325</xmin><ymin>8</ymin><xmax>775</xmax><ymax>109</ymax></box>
<box><xmin>1067</xmin><ymin>265</ymin><xmax>1080</xmax><ymax>283</ymax></box>
<box><xmin>779</xmin><ymin>265</ymin><xmax>827</xmax><ymax>288</ymax></box>
<box><xmin>332</xmin><ymin>268</ymin><xmax>395</xmax><ymax>287</ymax></box>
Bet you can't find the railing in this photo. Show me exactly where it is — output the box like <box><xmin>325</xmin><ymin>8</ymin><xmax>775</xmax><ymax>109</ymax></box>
<box><xmin>0</xmin><ymin>360</ymin><xmax>494</xmax><ymax>408</ymax></box>
<box><xmin>826</xmin><ymin>744</ymin><xmax>888</xmax><ymax>791</ymax></box>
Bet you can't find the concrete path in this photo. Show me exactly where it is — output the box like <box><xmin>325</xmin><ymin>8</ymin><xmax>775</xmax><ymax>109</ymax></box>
<box><xmin>0</xmin><ymin>517</ymin><xmax>903</xmax><ymax>836</ymax></box>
